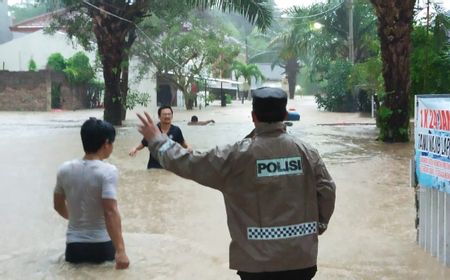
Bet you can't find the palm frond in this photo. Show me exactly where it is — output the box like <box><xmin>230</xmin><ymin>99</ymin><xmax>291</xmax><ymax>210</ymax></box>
<box><xmin>186</xmin><ymin>0</ymin><xmax>273</xmax><ymax>31</ymax></box>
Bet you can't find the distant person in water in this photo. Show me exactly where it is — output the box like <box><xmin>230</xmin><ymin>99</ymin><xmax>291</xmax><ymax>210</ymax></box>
<box><xmin>53</xmin><ymin>117</ymin><xmax>129</xmax><ymax>269</ymax></box>
<box><xmin>129</xmin><ymin>105</ymin><xmax>191</xmax><ymax>168</ymax></box>
<box><xmin>188</xmin><ymin>115</ymin><xmax>215</xmax><ymax>126</ymax></box>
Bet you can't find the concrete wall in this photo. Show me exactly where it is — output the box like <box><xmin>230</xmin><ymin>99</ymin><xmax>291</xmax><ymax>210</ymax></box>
<box><xmin>0</xmin><ymin>70</ymin><xmax>86</xmax><ymax>111</ymax></box>
<box><xmin>0</xmin><ymin>70</ymin><xmax>50</xmax><ymax>111</ymax></box>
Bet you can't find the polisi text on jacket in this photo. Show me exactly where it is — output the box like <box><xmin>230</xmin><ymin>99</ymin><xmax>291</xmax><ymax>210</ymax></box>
<box><xmin>256</xmin><ymin>156</ymin><xmax>303</xmax><ymax>177</ymax></box>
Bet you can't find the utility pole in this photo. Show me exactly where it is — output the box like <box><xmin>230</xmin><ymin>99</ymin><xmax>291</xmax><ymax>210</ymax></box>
<box><xmin>245</xmin><ymin>38</ymin><xmax>249</xmax><ymax>63</ymax></box>
<box><xmin>424</xmin><ymin>0</ymin><xmax>430</xmax><ymax>91</ymax></box>
<box><xmin>347</xmin><ymin>0</ymin><xmax>355</xmax><ymax>63</ymax></box>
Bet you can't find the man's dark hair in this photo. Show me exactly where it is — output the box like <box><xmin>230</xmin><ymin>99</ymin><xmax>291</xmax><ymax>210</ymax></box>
<box><xmin>191</xmin><ymin>115</ymin><xmax>198</xmax><ymax>122</ymax></box>
<box><xmin>252</xmin><ymin>88</ymin><xmax>287</xmax><ymax>123</ymax></box>
<box><xmin>158</xmin><ymin>105</ymin><xmax>173</xmax><ymax>117</ymax></box>
<box><xmin>80</xmin><ymin>117</ymin><xmax>116</xmax><ymax>153</ymax></box>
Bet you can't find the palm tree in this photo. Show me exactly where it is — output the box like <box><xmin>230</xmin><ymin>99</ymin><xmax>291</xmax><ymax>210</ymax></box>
<box><xmin>232</xmin><ymin>61</ymin><xmax>265</xmax><ymax>100</ymax></box>
<box><xmin>267</xmin><ymin>3</ymin><xmax>331</xmax><ymax>99</ymax></box>
<box><xmin>369</xmin><ymin>0</ymin><xmax>415</xmax><ymax>142</ymax></box>
<box><xmin>268</xmin><ymin>27</ymin><xmax>310</xmax><ymax>99</ymax></box>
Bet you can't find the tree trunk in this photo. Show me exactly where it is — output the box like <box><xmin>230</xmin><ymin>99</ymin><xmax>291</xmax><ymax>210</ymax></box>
<box><xmin>246</xmin><ymin>83</ymin><xmax>252</xmax><ymax>101</ymax></box>
<box><xmin>89</xmin><ymin>3</ymin><xmax>141</xmax><ymax>125</ymax></box>
<box><xmin>185</xmin><ymin>96</ymin><xmax>194</xmax><ymax>110</ymax></box>
<box><xmin>370</xmin><ymin>0</ymin><xmax>415</xmax><ymax>142</ymax></box>
<box><xmin>285</xmin><ymin>58</ymin><xmax>299</xmax><ymax>99</ymax></box>
<box><xmin>120</xmin><ymin>62</ymin><xmax>129</xmax><ymax>121</ymax></box>
<box><xmin>121</xmin><ymin>29</ymin><xmax>137</xmax><ymax>121</ymax></box>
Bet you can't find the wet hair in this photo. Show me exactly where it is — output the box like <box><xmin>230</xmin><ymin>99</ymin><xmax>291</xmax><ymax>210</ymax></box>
<box><xmin>158</xmin><ymin>105</ymin><xmax>173</xmax><ymax>117</ymax></box>
<box><xmin>252</xmin><ymin>97</ymin><xmax>287</xmax><ymax>123</ymax></box>
<box><xmin>191</xmin><ymin>115</ymin><xmax>198</xmax><ymax>122</ymax></box>
<box><xmin>80</xmin><ymin>117</ymin><xmax>116</xmax><ymax>153</ymax></box>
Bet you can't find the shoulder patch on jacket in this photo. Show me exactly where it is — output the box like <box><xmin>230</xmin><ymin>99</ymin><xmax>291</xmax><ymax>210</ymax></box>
<box><xmin>256</xmin><ymin>156</ymin><xmax>302</xmax><ymax>177</ymax></box>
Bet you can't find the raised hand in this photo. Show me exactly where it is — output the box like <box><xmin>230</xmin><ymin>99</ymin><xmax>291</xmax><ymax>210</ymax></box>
<box><xmin>137</xmin><ymin>112</ymin><xmax>161</xmax><ymax>141</ymax></box>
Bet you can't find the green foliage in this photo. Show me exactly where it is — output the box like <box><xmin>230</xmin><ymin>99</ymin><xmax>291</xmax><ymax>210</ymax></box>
<box><xmin>186</xmin><ymin>0</ymin><xmax>272</xmax><ymax>32</ymax></box>
<box><xmin>298</xmin><ymin>66</ymin><xmax>320</xmax><ymax>96</ymax></box>
<box><xmin>46</xmin><ymin>51</ymin><xmax>100</xmax><ymax>108</ymax></box>
<box><xmin>63</xmin><ymin>52</ymin><xmax>94</xmax><ymax>85</ymax></box>
<box><xmin>135</xmin><ymin>10</ymin><xmax>241</xmax><ymax>109</ymax></box>
<box><xmin>350</xmin><ymin>56</ymin><xmax>384</xmax><ymax>111</ymax></box>
<box><xmin>86</xmin><ymin>79</ymin><xmax>104</xmax><ymax>108</ymax></box>
<box><xmin>225</xmin><ymin>94</ymin><xmax>232</xmax><ymax>104</ymax></box>
<box><xmin>376</xmin><ymin>105</ymin><xmax>393</xmax><ymax>140</ymax></box>
<box><xmin>410</xmin><ymin>25</ymin><xmax>450</xmax><ymax>97</ymax></box>
<box><xmin>281</xmin><ymin>0</ymin><xmax>380</xmax><ymax>109</ymax></box>
<box><xmin>44</xmin><ymin>0</ymin><xmax>272</xmax><ymax>123</ymax></box>
<box><xmin>124</xmin><ymin>90</ymin><xmax>150</xmax><ymax>110</ymax></box>
<box><xmin>210</xmin><ymin>44</ymin><xmax>241</xmax><ymax>78</ymax></box>
<box><xmin>51</xmin><ymin>82</ymin><xmax>61</xmax><ymax>108</ymax></box>
<box><xmin>207</xmin><ymin>93</ymin><xmax>216</xmax><ymax>104</ymax></box>
<box><xmin>47</xmin><ymin>53</ymin><xmax>66</xmax><ymax>71</ymax></box>
<box><xmin>28</xmin><ymin>58</ymin><xmax>37</xmax><ymax>71</ymax></box>
<box><xmin>232</xmin><ymin>61</ymin><xmax>265</xmax><ymax>85</ymax></box>
<box><xmin>377</xmin><ymin>105</ymin><xmax>393</xmax><ymax>121</ymax></box>
<box><xmin>315</xmin><ymin>59</ymin><xmax>354</xmax><ymax>112</ymax></box>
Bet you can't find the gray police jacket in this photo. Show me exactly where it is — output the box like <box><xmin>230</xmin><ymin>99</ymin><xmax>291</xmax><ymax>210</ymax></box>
<box><xmin>147</xmin><ymin>122</ymin><xmax>336</xmax><ymax>272</ymax></box>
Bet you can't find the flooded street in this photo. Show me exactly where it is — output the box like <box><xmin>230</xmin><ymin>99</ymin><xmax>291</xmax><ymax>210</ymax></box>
<box><xmin>1</xmin><ymin>96</ymin><xmax>449</xmax><ymax>279</ymax></box>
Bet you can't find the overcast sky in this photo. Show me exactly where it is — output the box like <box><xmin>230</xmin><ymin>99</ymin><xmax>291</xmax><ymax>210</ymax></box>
<box><xmin>7</xmin><ymin>0</ymin><xmax>450</xmax><ymax>12</ymax></box>
<box><xmin>274</xmin><ymin>0</ymin><xmax>450</xmax><ymax>10</ymax></box>
<box><xmin>274</xmin><ymin>0</ymin><xmax>325</xmax><ymax>9</ymax></box>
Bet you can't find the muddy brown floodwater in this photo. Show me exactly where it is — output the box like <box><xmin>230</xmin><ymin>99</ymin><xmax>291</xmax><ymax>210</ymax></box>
<box><xmin>0</xmin><ymin>96</ymin><xmax>449</xmax><ymax>279</ymax></box>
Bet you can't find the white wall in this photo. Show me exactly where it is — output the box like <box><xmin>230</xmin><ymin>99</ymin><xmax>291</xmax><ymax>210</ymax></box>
<box><xmin>129</xmin><ymin>58</ymin><xmax>157</xmax><ymax>114</ymax></box>
<box><xmin>0</xmin><ymin>30</ymin><xmax>95</xmax><ymax>71</ymax></box>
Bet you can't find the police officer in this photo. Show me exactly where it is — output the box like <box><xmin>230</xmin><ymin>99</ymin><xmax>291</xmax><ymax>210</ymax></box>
<box><xmin>137</xmin><ymin>87</ymin><xmax>336</xmax><ymax>280</ymax></box>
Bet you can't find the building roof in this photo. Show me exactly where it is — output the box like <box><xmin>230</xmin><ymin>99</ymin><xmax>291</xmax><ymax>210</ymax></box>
<box><xmin>9</xmin><ymin>9</ymin><xmax>64</xmax><ymax>33</ymax></box>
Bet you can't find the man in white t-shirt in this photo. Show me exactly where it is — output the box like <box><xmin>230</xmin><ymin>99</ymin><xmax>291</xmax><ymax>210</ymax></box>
<box><xmin>53</xmin><ymin>117</ymin><xmax>129</xmax><ymax>269</ymax></box>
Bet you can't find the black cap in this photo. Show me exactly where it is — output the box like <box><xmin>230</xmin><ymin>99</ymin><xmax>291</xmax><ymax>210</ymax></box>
<box><xmin>252</xmin><ymin>87</ymin><xmax>287</xmax><ymax>99</ymax></box>
<box><xmin>252</xmin><ymin>87</ymin><xmax>287</xmax><ymax>123</ymax></box>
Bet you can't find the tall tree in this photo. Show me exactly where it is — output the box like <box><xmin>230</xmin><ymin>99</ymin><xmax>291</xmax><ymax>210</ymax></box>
<box><xmin>135</xmin><ymin>14</ymin><xmax>240</xmax><ymax>110</ymax></box>
<box><xmin>370</xmin><ymin>0</ymin><xmax>415</xmax><ymax>142</ymax></box>
<box><xmin>48</xmin><ymin>0</ymin><xmax>272</xmax><ymax>125</ymax></box>
<box><xmin>268</xmin><ymin>17</ymin><xmax>312</xmax><ymax>99</ymax></box>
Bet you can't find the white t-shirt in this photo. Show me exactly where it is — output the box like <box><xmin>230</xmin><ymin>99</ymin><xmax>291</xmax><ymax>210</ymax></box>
<box><xmin>54</xmin><ymin>159</ymin><xmax>118</xmax><ymax>243</ymax></box>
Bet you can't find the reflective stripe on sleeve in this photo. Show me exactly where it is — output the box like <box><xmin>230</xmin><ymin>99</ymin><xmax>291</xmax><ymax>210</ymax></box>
<box><xmin>158</xmin><ymin>139</ymin><xmax>174</xmax><ymax>155</ymax></box>
<box><xmin>247</xmin><ymin>222</ymin><xmax>317</xmax><ymax>240</ymax></box>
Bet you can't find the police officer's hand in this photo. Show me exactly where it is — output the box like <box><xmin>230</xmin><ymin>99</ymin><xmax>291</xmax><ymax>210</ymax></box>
<box><xmin>137</xmin><ymin>112</ymin><xmax>161</xmax><ymax>141</ymax></box>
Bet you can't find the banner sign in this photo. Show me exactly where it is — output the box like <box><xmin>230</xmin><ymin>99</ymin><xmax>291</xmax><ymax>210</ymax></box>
<box><xmin>415</xmin><ymin>96</ymin><xmax>450</xmax><ymax>193</ymax></box>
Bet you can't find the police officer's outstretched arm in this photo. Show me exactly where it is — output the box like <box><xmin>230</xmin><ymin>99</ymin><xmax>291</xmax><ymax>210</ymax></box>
<box><xmin>137</xmin><ymin>112</ymin><xmax>232</xmax><ymax>189</ymax></box>
<box><xmin>314</xmin><ymin>155</ymin><xmax>336</xmax><ymax>235</ymax></box>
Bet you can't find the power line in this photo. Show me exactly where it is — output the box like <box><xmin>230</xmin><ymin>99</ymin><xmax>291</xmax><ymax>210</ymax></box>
<box><xmin>277</xmin><ymin>0</ymin><xmax>345</xmax><ymax>20</ymax></box>
<box><xmin>82</xmin><ymin>0</ymin><xmax>215</xmax><ymax>82</ymax></box>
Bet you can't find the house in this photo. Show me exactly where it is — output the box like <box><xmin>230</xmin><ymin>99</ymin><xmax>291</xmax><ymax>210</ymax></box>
<box><xmin>0</xmin><ymin>10</ymin><xmax>157</xmax><ymax>113</ymax></box>
<box><xmin>254</xmin><ymin>63</ymin><xmax>285</xmax><ymax>81</ymax></box>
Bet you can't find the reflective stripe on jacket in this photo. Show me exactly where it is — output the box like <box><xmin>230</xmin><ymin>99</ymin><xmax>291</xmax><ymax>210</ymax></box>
<box><xmin>147</xmin><ymin>122</ymin><xmax>336</xmax><ymax>272</ymax></box>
